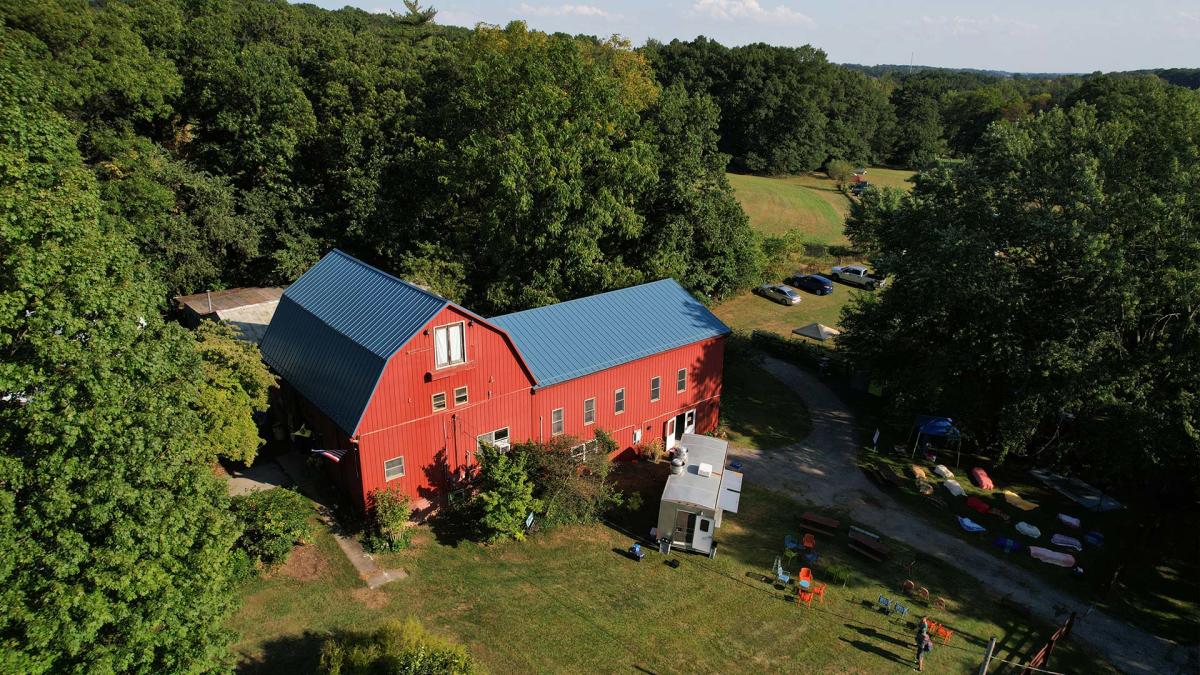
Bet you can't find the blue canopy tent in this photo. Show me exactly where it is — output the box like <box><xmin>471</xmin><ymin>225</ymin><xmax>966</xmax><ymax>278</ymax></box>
<box><xmin>910</xmin><ymin>416</ymin><xmax>963</xmax><ymax>466</ymax></box>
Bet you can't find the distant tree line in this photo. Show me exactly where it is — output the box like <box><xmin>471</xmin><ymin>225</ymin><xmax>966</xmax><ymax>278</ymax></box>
<box><xmin>645</xmin><ymin>38</ymin><xmax>1195</xmax><ymax>173</ymax></box>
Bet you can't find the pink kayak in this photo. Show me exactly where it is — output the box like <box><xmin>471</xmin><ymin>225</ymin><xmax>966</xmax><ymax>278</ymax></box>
<box><xmin>1029</xmin><ymin>546</ymin><xmax>1076</xmax><ymax>567</ymax></box>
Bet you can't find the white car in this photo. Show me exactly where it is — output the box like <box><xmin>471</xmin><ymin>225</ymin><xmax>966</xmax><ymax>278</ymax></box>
<box><xmin>754</xmin><ymin>284</ymin><xmax>802</xmax><ymax>306</ymax></box>
<box><xmin>830</xmin><ymin>265</ymin><xmax>887</xmax><ymax>290</ymax></box>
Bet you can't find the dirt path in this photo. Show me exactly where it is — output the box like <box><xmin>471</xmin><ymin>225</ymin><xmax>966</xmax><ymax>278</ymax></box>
<box><xmin>728</xmin><ymin>354</ymin><xmax>1192</xmax><ymax>675</ymax></box>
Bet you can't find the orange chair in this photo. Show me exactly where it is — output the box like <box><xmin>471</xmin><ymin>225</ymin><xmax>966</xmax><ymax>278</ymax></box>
<box><xmin>811</xmin><ymin>582</ymin><xmax>827</xmax><ymax>604</ymax></box>
<box><xmin>797</xmin><ymin>587</ymin><xmax>813</xmax><ymax>604</ymax></box>
<box><xmin>802</xmin><ymin>533</ymin><xmax>816</xmax><ymax>550</ymax></box>
<box><xmin>935</xmin><ymin>625</ymin><xmax>954</xmax><ymax>645</ymax></box>
<box><xmin>798</xmin><ymin>567</ymin><xmax>813</xmax><ymax>586</ymax></box>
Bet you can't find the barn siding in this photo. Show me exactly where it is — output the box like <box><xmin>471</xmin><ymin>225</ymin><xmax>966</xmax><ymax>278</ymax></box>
<box><xmin>529</xmin><ymin>336</ymin><xmax>726</xmax><ymax>456</ymax></box>
<box><xmin>295</xmin><ymin>309</ymin><xmax>727</xmax><ymax>511</ymax></box>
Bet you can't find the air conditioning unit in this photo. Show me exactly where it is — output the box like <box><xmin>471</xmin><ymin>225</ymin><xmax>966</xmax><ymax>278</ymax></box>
<box><xmin>697</xmin><ymin>462</ymin><xmax>713</xmax><ymax>477</ymax></box>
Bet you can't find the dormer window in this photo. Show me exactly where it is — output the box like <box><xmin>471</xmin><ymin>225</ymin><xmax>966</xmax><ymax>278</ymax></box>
<box><xmin>434</xmin><ymin>322</ymin><xmax>466</xmax><ymax>368</ymax></box>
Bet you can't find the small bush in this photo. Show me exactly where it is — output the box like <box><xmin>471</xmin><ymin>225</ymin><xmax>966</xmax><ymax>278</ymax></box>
<box><xmin>230</xmin><ymin>488</ymin><xmax>314</xmax><ymax>571</ymax></box>
<box><xmin>623</xmin><ymin>490</ymin><xmax>645</xmax><ymax>513</ymax></box>
<box><xmin>364</xmin><ymin>487</ymin><xmax>413</xmax><ymax>553</ymax></box>
<box><xmin>319</xmin><ymin>617</ymin><xmax>480</xmax><ymax>675</ymax></box>
<box><xmin>637</xmin><ymin>437</ymin><xmax>666</xmax><ymax>462</ymax></box>
<box><xmin>473</xmin><ymin>444</ymin><xmax>540</xmax><ymax>542</ymax></box>
<box><xmin>826</xmin><ymin>159</ymin><xmax>854</xmax><ymax>188</ymax></box>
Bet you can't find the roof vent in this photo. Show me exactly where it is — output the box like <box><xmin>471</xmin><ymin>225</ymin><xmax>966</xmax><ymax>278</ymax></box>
<box><xmin>697</xmin><ymin>462</ymin><xmax>713</xmax><ymax>477</ymax></box>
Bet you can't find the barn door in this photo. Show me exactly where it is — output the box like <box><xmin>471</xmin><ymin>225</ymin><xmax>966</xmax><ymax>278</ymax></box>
<box><xmin>664</xmin><ymin>417</ymin><xmax>677</xmax><ymax>451</ymax></box>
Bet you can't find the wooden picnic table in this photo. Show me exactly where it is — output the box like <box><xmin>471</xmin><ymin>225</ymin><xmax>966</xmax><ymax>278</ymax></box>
<box><xmin>799</xmin><ymin>512</ymin><xmax>840</xmax><ymax>537</ymax></box>
<box><xmin>848</xmin><ymin>530</ymin><xmax>890</xmax><ymax>562</ymax></box>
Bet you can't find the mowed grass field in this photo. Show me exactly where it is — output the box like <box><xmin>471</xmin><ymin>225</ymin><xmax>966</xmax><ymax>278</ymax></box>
<box><xmin>232</xmin><ymin>479</ymin><xmax>1115</xmax><ymax>674</ymax></box>
<box><xmin>720</xmin><ymin>167</ymin><xmax>911</xmax><ymax>341</ymax></box>
<box><xmin>726</xmin><ymin>173</ymin><xmax>845</xmax><ymax>243</ymax></box>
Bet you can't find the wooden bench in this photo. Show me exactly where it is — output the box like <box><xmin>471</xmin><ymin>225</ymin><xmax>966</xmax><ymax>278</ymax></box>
<box><xmin>848</xmin><ymin>531</ymin><xmax>890</xmax><ymax>562</ymax></box>
<box><xmin>799</xmin><ymin>512</ymin><xmax>840</xmax><ymax>537</ymax></box>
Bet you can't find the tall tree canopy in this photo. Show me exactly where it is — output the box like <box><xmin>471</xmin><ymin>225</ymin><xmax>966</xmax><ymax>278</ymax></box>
<box><xmin>0</xmin><ymin>53</ymin><xmax>241</xmax><ymax>672</ymax></box>
<box><xmin>840</xmin><ymin>83</ymin><xmax>1200</xmax><ymax>500</ymax></box>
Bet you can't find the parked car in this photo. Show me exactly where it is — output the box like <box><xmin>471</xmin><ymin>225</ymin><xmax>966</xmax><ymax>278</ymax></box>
<box><xmin>850</xmin><ymin>181</ymin><xmax>871</xmax><ymax>196</ymax></box>
<box><xmin>754</xmin><ymin>284</ymin><xmax>802</xmax><ymax>305</ymax></box>
<box><xmin>786</xmin><ymin>274</ymin><xmax>834</xmax><ymax>296</ymax></box>
<box><xmin>830</xmin><ymin>265</ymin><xmax>887</xmax><ymax>290</ymax></box>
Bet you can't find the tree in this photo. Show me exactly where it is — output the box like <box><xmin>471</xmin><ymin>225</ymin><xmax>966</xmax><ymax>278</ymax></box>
<box><xmin>840</xmin><ymin>93</ymin><xmax>1200</xmax><ymax>500</ymax></box>
<box><xmin>0</xmin><ymin>56</ymin><xmax>242</xmax><ymax>672</ymax></box>
<box><xmin>193</xmin><ymin>322</ymin><xmax>277</xmax><ymax>465</ymax></box>
<box><xmin>520</xmin><ymin>432</ymin><xmax>621</xmax><ymax>528</ymax></box>
<box><xmin>825</xmin><ymin>159</ymin><xmax>854</xmax><ymax>189</ymax></box>
<box><xmin>472</xmin><ymin>444</ymin><xmax>540</xmax><ymax>542</ymax></box>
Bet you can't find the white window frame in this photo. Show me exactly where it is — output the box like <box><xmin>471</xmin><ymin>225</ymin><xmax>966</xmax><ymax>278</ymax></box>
<box><xmin>454</xmin><ymin>386</ymin><xmax>468</xmax><ymax>406</ymax></box>
<box><xmin>583</xmin><ymin>398</ymin><xmax>596</xmax><ymax>426</ymax></box>
<box><xmin>384</xmin><ymin>456</ymin><xmax>405</xmax><ymax>481</ymax></box>
<box><xmin>677</xmin><ymin>368</ymin><xmax>687</xmax><ymax>393</ymax></box>
<box><xmin>478</xmin><ymin>427</ymin><xmax>510</xmax><ymax>451</ymax></box>
<box><xmin>650</xmin><ymin>376</ymin><xmax>661</xmax><ymax>402</ymax></box>
<box><xmin>570</xmin><ymin>439</ymin><xmax>599</xmax><ymax>461</ymax></box>
<box><xmin>433</xmin><ymin>321</ymin><xmax>467</xmax><ymax>369</ymax></box>
<box><xmin>614</xmin><ymin>388</ymin><xmax>625</xmax><ymax>415</ymax></box>
<box><xmin>551</xmin><ymin>408</ymin><xmax>565</xmax><ymax>436</ymax></box>
<box><xmin>432</xmin><ymin>391</ymin><xmax>447</xmax><ymax>412</ymax></box>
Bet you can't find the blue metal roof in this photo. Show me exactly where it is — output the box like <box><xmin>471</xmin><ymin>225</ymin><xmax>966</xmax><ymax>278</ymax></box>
<box><xmin>490</xmin><ymin>279</ymin><xmax>730</xmax><ymax>388</ymax></box>
<box><xmin>259</xmin><ymin>250</ymin><xmax>449</xmax><ymax>434</ymax></box>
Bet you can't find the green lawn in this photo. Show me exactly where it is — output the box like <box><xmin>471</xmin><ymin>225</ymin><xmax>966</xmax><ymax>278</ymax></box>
<box><xmin>232</xmin><ymin>471</ymin><xmax>1115</xmax><ymax>674</ymax></box>
<box><xmin>727</xmin><ymin>173</ymin><xmax>845</xmax><ymax>242</ymax></box>
<box><xmin>714</xmin><ymin>285</ymin><xmax>865</xmax><ymax>342</ymax></box>
<box><xmin>718</xmin><ymin>349</ymin><xmax>812</xmax><ymax>450</ymax></box>
<box><xmin>864</xmin><ymin>451</ymin><xmax>1200</xmax><ymax>646</ymax></box>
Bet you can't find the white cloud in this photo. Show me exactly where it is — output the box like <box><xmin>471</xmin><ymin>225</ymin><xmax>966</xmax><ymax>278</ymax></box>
<box><xmin>518</xmin><ymin>3</ymin><xmax>622</xmax><ymax>20</ymax></box>
<box><xmin>908</xmin><ymin>15</ymin><xmax>1040</xmax><ymax>39</ymax></box>
<box><xmin>690</xmin><ymin>0</ymin><xmax>813</xmax><ymax>26</ymax></box>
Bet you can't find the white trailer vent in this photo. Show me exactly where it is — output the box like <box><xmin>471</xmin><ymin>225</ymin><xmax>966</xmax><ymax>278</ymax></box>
<box><xmin>697</xmin><ymin>462</ymin><xmax>713</xmax><ymax>477</ymax></box>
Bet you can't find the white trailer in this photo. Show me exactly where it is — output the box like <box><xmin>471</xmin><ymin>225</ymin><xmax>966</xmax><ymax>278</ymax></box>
<box><xmin>656</xmin><ymin>434</ymin><xmax>743</xmax><ymax>557</ymax></box>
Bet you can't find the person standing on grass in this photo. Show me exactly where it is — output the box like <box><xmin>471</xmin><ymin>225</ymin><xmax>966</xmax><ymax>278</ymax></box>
<box><xmin>915</xmin><ymin>617</ymin><xmax>933</xmax><ymax>671</ymax></box>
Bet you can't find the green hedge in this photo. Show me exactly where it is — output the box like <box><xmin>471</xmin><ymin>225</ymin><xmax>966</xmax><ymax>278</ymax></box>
<box><xmin>230</xmin><ymin>488</ymin><xmax>314</xmax><ymax>573</ymax></box>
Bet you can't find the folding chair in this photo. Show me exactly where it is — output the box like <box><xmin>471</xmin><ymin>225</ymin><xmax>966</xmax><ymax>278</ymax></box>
<box><xmin>877</xmin><ymin>595</ymin><xmax>892</xmax><ymax>613</ymax></box>
<box><xmin>811</xmin><ymin>582</ymin><xmax>827</xmax><ymax>604</ymax></box>
<box><xmin>773</xmin><ymin>556</ymin><xmax>790</xmax><ymax>586</ymax></box>
<box><xmin>891</xmin><ymin>602</ymin><xmax>909</xmax><ymax>623</ymax></box>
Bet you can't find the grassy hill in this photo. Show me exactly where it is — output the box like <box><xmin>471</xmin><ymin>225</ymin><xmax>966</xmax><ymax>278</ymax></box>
<box><xmin>720</xmin><ymin>168</ymin><xmax>913</xmax><ymax>340</ymax></box>
<box><xmin>726</xmin><ymin>173</ymin><xmax>845</xmax><ymax>243</ymax></box>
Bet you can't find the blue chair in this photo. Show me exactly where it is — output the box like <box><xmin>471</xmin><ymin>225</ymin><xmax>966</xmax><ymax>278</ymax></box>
<box><xmin>784</xmin><ymin>534</ymin><xmax>800</xmax><ymax>551</ymax></box>
<box><xmin>892</xmin><ymin>602</ymin><xmax>909</xmax><ymax>622</ymax></box>
<box><xmin>877</xmin><ymin>595</ymin><xmax>891</xmax><ymax>613</ymax></box>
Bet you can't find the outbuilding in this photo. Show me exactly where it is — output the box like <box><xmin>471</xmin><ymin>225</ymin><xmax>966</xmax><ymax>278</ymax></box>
<box><xmin>656</xmin><ymin>433</ymin><xmax>742</xmax><ymax>557</ymax></box>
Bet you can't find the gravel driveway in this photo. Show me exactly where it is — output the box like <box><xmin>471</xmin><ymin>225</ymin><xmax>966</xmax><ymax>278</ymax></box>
<box><xmin>727</xmin><ymin>354</ymin><xmax>1193</xmax><ymax>675</ymax></box>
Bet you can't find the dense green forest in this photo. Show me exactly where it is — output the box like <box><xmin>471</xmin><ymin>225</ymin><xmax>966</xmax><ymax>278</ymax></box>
<box><xmin>842</xmin><ymin>74</ymin><xmax>1200</xmax><ymax>501</ymax></box>
<box><xmin>0</xmin><ymin>0</ymin><xmax>1196</xmax><ymax>671</ymax></box>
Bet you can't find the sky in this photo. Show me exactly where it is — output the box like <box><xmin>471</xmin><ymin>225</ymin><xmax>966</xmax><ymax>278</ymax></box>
<box><xmin>302</xmin><ymin>0</ymin><xmax>1200</xmax><ymax>73</ymax></box>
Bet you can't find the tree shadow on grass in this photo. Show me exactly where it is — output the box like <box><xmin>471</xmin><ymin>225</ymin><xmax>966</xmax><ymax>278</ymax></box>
<box><xmin>837</xmin><ymin>637</ymin><xmax>913</xmax><ymax>668</ymax></box>
<box><xmin>237</xmin><ymin>631</ymin><xmax>326</xmax><ymax>675</ymax></box>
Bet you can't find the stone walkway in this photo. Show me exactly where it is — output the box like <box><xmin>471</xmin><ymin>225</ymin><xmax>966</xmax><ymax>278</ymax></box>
<box><xmin>728</xmin><ymin>354</ymin><xmax>1193</xmax><ymax>675</ymax></box>
<box><xmin>223</xmin><ymin>452</ymin><xmax>407</xmax><ymax>589</ymax></box>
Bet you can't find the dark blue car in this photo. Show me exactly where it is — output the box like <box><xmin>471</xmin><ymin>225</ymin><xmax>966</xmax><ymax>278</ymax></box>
<box><xmin>787</xmin><ymin>274</ymin><xmax>834</xmax><ymax>295</ymax></box>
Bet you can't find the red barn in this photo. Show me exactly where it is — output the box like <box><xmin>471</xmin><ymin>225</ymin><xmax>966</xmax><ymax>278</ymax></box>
<box><xmin>260</xmin><ymin>251</ymin><xmax>729</xmax><ymax>512</ymax></box>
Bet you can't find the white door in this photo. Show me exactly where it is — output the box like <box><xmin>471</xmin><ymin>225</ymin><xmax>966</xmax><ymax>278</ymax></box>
<box><xmin>691</xmin><ymin>515</ymin><xmax>713</xmax><ymax>553</ymax></box>
<box><xmin>665</xmin><ymin>417</ymin><xmax>677</xmax><ymax>451</ymax></box>
<box><xmin>684</xmin><ymin>409</ymin><xmax>696</xmax><ymax>434</ymax></box>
